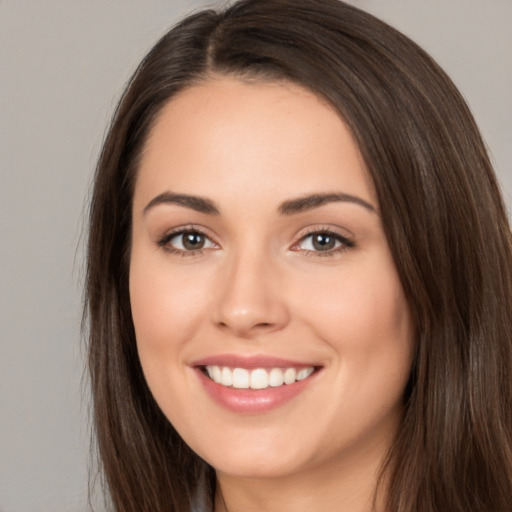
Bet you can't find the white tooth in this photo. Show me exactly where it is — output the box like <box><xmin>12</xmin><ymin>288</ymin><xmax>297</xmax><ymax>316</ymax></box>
<box><xmin>269</xmin><ymin>368</ymin><xmax>285</xmax><ymax>387</ymax></box>
<box><xmin>283</xmin><ymin>368</ymin><xmax>297</xmax><ymax>385</ymax></box>
<box><xmin>212</xmin><ymin>365</ymin><xmax>222</xmax><ymax>384</ymax></box>
<box><xmin>296</xmin><ymin>367</ymin><xmax>314</xmax><ymax>381</ymax></box>
<box><xmin>221</xmin><ymin>367</ymin><xmax>233</xmax><ymax>387</ymax></box>
<box><xmin>206</xmin><ymin>366</ymin><xmax>214</xmax><ymax>379</ymax></box>
<box><xmin>232</xmin><ymin>368</ymin><xmax>250</xmax><ymax>389</ymax></box>
<box><xmin>250</xmin><ymin>368</ymin><xmax>269</xmax><ymax>389</ymax></box>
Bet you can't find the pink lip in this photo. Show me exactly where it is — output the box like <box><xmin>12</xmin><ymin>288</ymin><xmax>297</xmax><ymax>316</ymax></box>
<box><xmin>191</xmin><ymin>354</ymin><xmax>322</xmax><ymax>414</ymax></box>
<box><xmin>191</xmin><ymin>353</ymin><xmax>317</xmax><ymax>369</ymax></box>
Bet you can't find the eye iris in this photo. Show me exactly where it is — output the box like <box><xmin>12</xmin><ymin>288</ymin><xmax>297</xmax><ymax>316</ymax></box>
<box><xmin>312</xmin><ymin>233</ymin><xmax>336</xmax><ymax>251</ymax></box>
<box><xmin>182</xmin><ymin>232</ymin><xmax>204</xmax><ymax>250</ymax></box>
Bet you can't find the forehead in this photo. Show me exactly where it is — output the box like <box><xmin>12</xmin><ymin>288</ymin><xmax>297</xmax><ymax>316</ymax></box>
<box><xmin>135</xmin><ymin>76</ymin><xmax>376</xmax><ymax>209</ymax></box>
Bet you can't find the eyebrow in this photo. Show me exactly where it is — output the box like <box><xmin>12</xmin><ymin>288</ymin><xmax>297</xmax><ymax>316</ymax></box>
<box><xmin>278</xmin><ymin>193</ymin><xmax>376</xmax><ymax>215</ymax></box>
<box><xmin>143</xmin><ymin>191</ymin><xmax>376</xmax><ymax>216</ymax></box>
<box><xmin>143</xmin><ymin>192</ymin><xmax>220</xmax><ymax>215</ymax></box>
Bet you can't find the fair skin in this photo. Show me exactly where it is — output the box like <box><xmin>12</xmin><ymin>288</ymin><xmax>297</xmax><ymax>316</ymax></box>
<box><xmin>129</xmin><ymin>76</ymin><xmax>414</xmax><ymax>512</ymax></box>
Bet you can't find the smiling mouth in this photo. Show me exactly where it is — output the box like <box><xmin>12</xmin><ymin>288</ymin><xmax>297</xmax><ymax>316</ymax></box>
<box><xmin>201</xmin><ymin>365</ymin><xmax>317</xmax><ymax>390</ymax></box>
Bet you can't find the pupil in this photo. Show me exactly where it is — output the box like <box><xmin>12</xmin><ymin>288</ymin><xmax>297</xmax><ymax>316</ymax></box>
<box><xmin>312</xmin><ymin>233</ymin><xmax>335</xmax><ymax>251</ymax></box>
<box><xmin>183</xmin><ymin>232</ymin><xmax>204</xmax><ymax>250</ymax></box>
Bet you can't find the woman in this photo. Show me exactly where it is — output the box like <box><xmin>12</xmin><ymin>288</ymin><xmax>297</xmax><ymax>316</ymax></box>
<box><xmin>84</xmin><ymin>0</ymin><xmax>512</xmax><ymax>510</ymax></box>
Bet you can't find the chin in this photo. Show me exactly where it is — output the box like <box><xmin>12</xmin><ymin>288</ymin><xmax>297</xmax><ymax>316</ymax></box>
<box><xmin>187</xmin><ymin>430</ymin><xmax>312</xmax><ymax>479</ymax></box>
<box><xmin>209</xmin><ymin>453</ymin><xmax>307</xmax><ymax>480</ymax></box>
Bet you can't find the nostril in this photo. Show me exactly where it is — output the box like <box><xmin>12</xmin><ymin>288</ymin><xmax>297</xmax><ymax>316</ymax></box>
<box><xmin>212</xmin><ymin>297</ymin><xmax>290</xmax><ymax>336</ymax></box>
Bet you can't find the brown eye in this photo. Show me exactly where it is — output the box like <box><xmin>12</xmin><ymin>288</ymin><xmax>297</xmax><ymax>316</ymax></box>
<box><xmin>312</xmin><ymin>233</ymin><xmax>336</xmax><ymax>251</ymax></box>
<box><xmin>294</xmin><ymin>230</ymin><xmax>354</xmax><ymax>256</ymax></box>
<box><xmin>181</xmin><ymin>232</ymin><xmax>205</xmax><ymax>250</ymax></box>
<box><xmin>161</xmin><ymin>230</ymin><xmax>217</xmax><ymax>253</ymax></box>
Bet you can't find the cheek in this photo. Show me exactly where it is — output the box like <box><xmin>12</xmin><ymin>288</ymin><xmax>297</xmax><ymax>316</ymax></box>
<box><xmin>302</xmin><ymin>263</ymin><xmax>409</xmax><ymax>340</ymax></box>
<box><xmin>297</xmin><ymin>257</ymin><xmax>414</xmax><ymax>397</ymax></box>
<box><xmin>128</xmin><ymin>251</ymin><xmax>217</xmax><ymax>432</ymax></box>
<box><xmin>296</xmin><ymin>265</ymin><xmax>413</xmax><ymax>448</ymax></box>
<box><xmin>129</xmin><ymin>250</ymin><xmax>212</xmax><ymax>367</ymax></box>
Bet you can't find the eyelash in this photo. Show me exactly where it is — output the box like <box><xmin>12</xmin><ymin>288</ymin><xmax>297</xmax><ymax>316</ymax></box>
<box><xmin>156</xmin><ymin>225</ymin><xmax>216</xmax><ymax>257</ymax></box>
<box><xmin>156</xmin><ymin>226</ymin><xmax>355</xmax><ymax>258</ymax></box>
<box><xmin>292</xmin><ymin>226</ymin><xmax>355</xmax><ymax>258</ymax></box>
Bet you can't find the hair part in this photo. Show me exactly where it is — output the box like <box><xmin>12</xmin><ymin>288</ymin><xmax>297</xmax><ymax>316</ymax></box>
<box><xmin>84</xmin><ymin>1</ymin><xmax>512</xmax><ymax>510</ymax></box>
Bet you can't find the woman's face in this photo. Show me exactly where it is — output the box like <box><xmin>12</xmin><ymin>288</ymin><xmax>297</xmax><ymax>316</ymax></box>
<box><xmin>130</xmin><ymin>77</ymin><xmax>414</xmax><ymax>480</ymax></box>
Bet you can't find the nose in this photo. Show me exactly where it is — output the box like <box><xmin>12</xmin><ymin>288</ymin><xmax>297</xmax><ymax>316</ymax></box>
<box><xmin>211</xmin><ymin>248</ymin><xmax>290</xmax><ymax>338</ymax></box>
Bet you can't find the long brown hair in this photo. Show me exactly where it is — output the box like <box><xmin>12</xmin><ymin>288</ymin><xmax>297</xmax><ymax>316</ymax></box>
<box><xmin>84</xmin><ymin>0</ymin><xmax>512</xmax><ymax>510</ymax></box>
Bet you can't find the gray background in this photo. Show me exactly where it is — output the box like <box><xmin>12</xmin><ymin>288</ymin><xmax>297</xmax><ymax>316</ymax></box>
<box><xmin>1</xmin><ymin>1</ymin><xmax>510</xmax><ymax>511</ymax></box>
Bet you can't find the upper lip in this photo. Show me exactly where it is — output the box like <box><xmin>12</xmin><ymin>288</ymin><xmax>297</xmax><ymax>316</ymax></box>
<box><xmin>191</xmin><ymin>353</ymin><xmax>321</xmax><ymax>369</ymax></box>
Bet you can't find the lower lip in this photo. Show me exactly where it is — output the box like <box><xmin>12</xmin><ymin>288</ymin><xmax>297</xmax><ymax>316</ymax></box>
<box><xmin>195</xmin><ymin>368</ymin><xmax>319</xmax><ymax>414</ymax></box>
